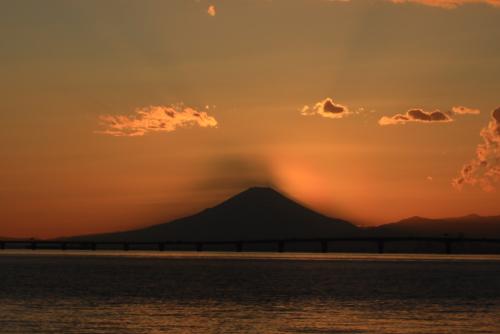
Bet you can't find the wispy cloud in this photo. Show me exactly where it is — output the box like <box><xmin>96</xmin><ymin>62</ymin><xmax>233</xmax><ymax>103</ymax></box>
<box><xmin>98</xmin><ymin>105</ymin><xmax>218</xmax><ymax>137</ymax></box>
<box><xmin>203</xmin><ymin>0</ymin><xmax>499</xmax><ymax>16</ymax></box>
<box><xmin>389</xmin><ymin>0</ymin><xmax>500</xmax><ymax>9</ymax></box>
<box><xmin>329</xmin><ymin>0</ymin><xmax>500</xmax><ymax>9</ymax></box>
<box><xmin>452</xmin><ymin>107</ymin><xmax>500</xmax><ymax>192</ymax></box>
<box><xmin>207</xmin><ymin>5</ymin><xmax>217</xmax><ymax>16</ymax></box>
<box><xmin>378</xmin><ymin>108</ymin><xmax>453</xmax><ymax>126</ymax></box>
<box><xmin>301</xmin><ymin>98</ymin><xmax>350</xmax><ymax>119</ymax></box>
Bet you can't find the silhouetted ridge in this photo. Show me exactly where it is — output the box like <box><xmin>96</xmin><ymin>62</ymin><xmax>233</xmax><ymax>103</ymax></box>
<box><xmin>71</xmin><ymin>187</ymin><xmax>359</xmax><ymax>242</ymax></box>
<box><xmin>373</xmin><ymin>214</ymin><xmax>500</xmax><ymax>237</ymax></box>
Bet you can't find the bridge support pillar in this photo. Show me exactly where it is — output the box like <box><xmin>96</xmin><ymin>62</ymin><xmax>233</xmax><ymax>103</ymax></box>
<box><xmin>278</xmin><ymin>241</ymin><xmax>285</xmax><ymax>253</ymax></box>
<box><xmin>196</xmin><ymin>242</ymin><xmax>203</xmax><ymax>252</ymax></box>
<box><xmin>445</xmin><ymin>241</ymin><xmax>452</xmax><ymax>254</ymax></box>
<box><xmin>321</xmin><ymin>240</ymin><xmax>328</xmax><ymax>253</ymax></box>
<box><xmin>377</xmin><ymin>240</ymin><xmax>385</xmax><ymax>254</ymax></box>
<box><xmin>236</xmin><ymin>242</ymin><xmax>243</xmax><ymax>252</ymax></box>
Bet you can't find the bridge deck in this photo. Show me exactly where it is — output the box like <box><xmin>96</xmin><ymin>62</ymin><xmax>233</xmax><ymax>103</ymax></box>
<box><xmin>1</xmin><ymin>237</ymin><xmax>500</xmax><ymax>254</ymax></box>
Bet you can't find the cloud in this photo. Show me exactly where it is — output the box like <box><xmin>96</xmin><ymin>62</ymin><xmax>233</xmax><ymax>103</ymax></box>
<box><xmin>207</xmin><ymin>5</ymin><xmax>216</xmax><ymax>16</ymax></box>
<box><xmin>378</xmin><ymin>108</ymin><xmax>453</xmax><ymax>126</ymax></box>
<box><xmin>328</xmin><ymin>0</ymin><xmax>500</xmax><ymax>9</ymax></box>
<box><xmin>301</xmin><ymin>98</ymin><xmax>350</xmax><ymax>119</ymax></box>
<box><xmin>98</xmin><ymin>105</ymin><xmax>218</xmax><ymax>137</ymax></box>
<box><xmin>452</xmin><ymin>107</ymin><xmax>500</xmax><ymax>191</ymax></box>
<box><xmin>389</xmin><ymin>0</ymin><xmax>500</xmax><ymax>9</ymax></box>
<box><xmin>452</xmin><ymin>106</ymin><xmax>481</xmax><ymax>115</ymax></box>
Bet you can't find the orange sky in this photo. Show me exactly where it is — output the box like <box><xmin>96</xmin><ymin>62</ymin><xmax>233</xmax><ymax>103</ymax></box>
<box><xmin>1</xmin><ymin>0</ymin><xmax>499</xmax><ymax>238</ymax></box>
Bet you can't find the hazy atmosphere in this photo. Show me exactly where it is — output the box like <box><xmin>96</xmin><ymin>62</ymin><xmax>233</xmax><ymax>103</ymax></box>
<box><xmin>1</xmin><ymin>0</ymin><xmax>500</xmax><ymax>238</ymax></box>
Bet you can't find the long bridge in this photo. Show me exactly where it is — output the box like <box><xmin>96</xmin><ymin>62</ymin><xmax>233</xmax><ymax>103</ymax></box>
<box><xmin>1</xmin><ymin>237</ymin><xmax>500</xmax><ymax>254</ymax></box>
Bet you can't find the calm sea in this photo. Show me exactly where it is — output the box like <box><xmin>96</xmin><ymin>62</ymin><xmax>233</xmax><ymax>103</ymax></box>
<box><xmin>1</xmin><ymin>251</ymin><xmax>500</xmax><ymax>334</ymax></box>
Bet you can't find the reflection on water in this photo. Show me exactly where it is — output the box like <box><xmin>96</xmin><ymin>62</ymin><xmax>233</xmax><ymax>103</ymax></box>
<box><xmin>1</xmin><ymin>251</ymin><xmax>500</xmax><ymax>333</ymax></box>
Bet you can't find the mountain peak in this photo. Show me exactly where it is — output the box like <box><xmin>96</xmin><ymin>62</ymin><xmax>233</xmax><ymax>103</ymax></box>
<box><xmin>73</xmin><ymin>186</ymin><xmax>359</xmax><ymax>242</ymax></box>
<box><xmin>218</xmin><ymin>186</ymin><xmax>287</xmax><ymax>205</ymax></box>
<box><xmin>241</xmin><ymin>186</ymin><xmax>279</xmax><ymax>194</ymax></box>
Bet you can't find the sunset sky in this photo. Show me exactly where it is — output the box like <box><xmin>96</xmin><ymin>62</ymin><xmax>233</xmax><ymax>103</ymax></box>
<box><xmin>1</xmin><ymin>0</ymin><xmax>499</xmax><ymax>238</ymax></box>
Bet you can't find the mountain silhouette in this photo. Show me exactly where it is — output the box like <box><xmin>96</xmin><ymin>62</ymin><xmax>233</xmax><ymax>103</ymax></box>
<box><xmin>72</xmin><ymin>187</ymin><xmax>359</xmax><ymax>242</ymax></box>
<box><xmin>0</xmin><ymin>236</ymin><xmax>17</xmax><ymax>240</ymax></box>
<box><xmin>373</xmin><ymin>214</ymin><xmax>500</xmax><ymax>238</ymax></box>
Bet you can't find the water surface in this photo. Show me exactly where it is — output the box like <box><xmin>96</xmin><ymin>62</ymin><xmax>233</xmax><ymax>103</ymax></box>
<box><xmin>1</xmin><ymin>251</ymin><xmax>499</xmax><ymax>333</ymax></box>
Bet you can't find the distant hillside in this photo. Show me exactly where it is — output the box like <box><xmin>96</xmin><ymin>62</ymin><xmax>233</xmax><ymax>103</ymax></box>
<box><xmin>0</xmin><ymin>236</ymin><xmax>21</xmax><ymax>241</ymax></box>
<box><xmin>70</xmin><ymin>187</ymin><xmax>360</xmax><ymax>242</ymax></box>
<box><xmin>372</xmin><ymin>214</ymin><xmax>500</xmax><ymax>238</ymax></box>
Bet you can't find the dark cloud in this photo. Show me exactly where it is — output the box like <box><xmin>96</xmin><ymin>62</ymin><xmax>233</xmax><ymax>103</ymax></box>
<box><xmin>493</xmin><ymin>107</ymin><xmax>500</xmax><ymax>124</ymax></box>
<box><xmin>301</xmin><ymin>98</ymin><xmax>350</xmax><ymax>119</ymax></box>
<box><xmin>379</xmin><ymin>108</ymin><xmax>453</xmax><ymax>126</ymax></box>
<box><xmin>323</xmin><ymin>99</ymin><xmax>346</xmax><ymax>114</ymax></box>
